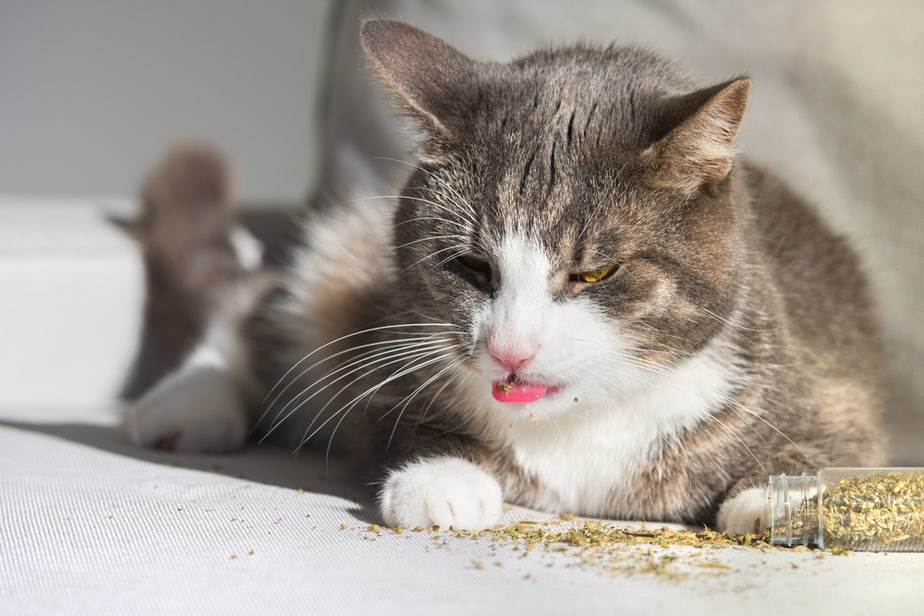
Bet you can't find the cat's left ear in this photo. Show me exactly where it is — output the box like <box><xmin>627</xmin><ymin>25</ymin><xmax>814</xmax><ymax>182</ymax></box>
<box><xmin>361</xmin><ymin>20</ymin><xmax>478</xmax><ymax>137</ymax></box>
<box><xmin>642</xmin><ymin>78</ymin><xmax>751</xmax><ymax>194</ymax></box>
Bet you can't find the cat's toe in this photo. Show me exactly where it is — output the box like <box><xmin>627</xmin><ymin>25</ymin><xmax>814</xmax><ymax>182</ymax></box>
<box><xmin>716</xmin><ymin>486</ymin><xmax>770</xmax><ymax>535</ymax></box>
<box><xmin>150</xmin><ymin>431</ymin><xmax>182</xmax><ymax>452</ymax></box>
<box><xmin>124</xmin><ymin>365</ymin><xmax>248</xmax><ymax>454</ymax></box>
<box><xmin>379</xmin><ymin>457</ymin><xmax>503</xmax><ymax>530</ymax></box>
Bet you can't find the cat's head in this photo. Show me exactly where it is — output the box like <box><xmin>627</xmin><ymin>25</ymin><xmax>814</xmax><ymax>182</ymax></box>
<box><xmin>362</xmin><ymin>20</ymin><xmax>751</xmax><ymax>420</ymax></box>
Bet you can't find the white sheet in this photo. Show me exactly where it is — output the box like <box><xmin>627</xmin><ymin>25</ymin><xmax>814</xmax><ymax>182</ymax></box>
<box><xmin>2</xmin><ymin>420</ymin><xmax>921</xmax><ymax>615</ymax></box>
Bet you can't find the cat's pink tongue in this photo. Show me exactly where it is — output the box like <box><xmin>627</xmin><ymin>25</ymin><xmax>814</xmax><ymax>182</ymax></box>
<box><xmin>492</xmin><ymin>380</ymin><xmax>548</xmax><ymax>403</ymax></box>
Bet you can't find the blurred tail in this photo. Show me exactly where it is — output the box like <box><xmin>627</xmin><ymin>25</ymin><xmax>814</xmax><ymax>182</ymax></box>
<box><xmin>137</xmin><ymin>142</ymin><xmax>236</xmax><ymax>254</ymax></box>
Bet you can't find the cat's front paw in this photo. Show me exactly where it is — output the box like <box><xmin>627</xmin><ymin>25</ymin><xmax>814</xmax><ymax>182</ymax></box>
<box><xmin>379</xmin><ymin>457</ymin><xmax>503</xmax><ymax>530</ymax></box>
<box><xmin>124</xmin><ymin>361</ymin><xmax>248</xmax><ymax>454</ymax></box>
<box><xmin>716</xmin><ymin>486</ymin><xmax>771</xmax><ymax>535</ymax></box>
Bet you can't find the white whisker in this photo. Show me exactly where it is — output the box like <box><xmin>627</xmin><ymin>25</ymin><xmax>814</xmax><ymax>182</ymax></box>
<box><xmin>262</xmin><ymin>335</ymin><xmax>455</xmax><ymax>423</ymax></box>
<box><xmin>270</xmin><ymin>338</ymin><xmax>451</xmax><ymax>425</ymax></box>
<box><xmin>708</xmin><ymin>411</ymin><xmax>767</xmax><ymax>475</ymax></box>
<box><xmin>402</xmin><ymin>243</ymin><xmax>469</xmax><ymax>272</ymax></box>
<box><xmin>296</xmin><ymin>350</ymin><xmax>460</xmax><ymax>451</ymax></box>
<box><xmin>264</xmin><ymin>342</ymin><xmax>455</xmax><ymax>441</ymax></box>
<box><xmin>394</xmin><ymin>234</ymin><xmax>468</xmax><ymax>251</ymax></box>
<box><xmin>370</xmin><ymin>157</ymin><xmax>478</xmax><ymax>221</ymax></box>
<box><xmin>263</xmin><ymin>322</ymin><xmax>457</xmax><ymax>403</ymax></box>
<box><xmin>383</xmin><ymin>359</ymin><xmax>463</xmax><ymax>450</ymax></box>
<box><xmin>719</xmin><ymin>394</ymin><xmax>813</xmax><ymax>465</ymax></box>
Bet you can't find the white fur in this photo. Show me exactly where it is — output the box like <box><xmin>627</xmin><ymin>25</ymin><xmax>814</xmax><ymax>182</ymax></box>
<box><xmin>379</xmin><ymin>457</ymin><xmax>503</xmax><ymax>529</ymax></box>
<box><xmin>716</xmin><ymin>487</ymin><xmax>771</xmax><ymax>534</ymax></box>
<box><xmin>482</xmin><ymin>234</ymin><xmax>550</xmax><ymax>360</ymax></box>
<box><xmin>511</xmin><ymin>345</ymin><xmax>736</xmax><ymax>515</ymax></box>
<box><xmin>230</xmin><ymin>225</ymin><xmax>263</xmax><ymax>270</ymax></box>
<box><xmin>285</xmin><ymin>195</ymin><xmax>393</xmax><ymax>314</ymax></box>
<box><xmin>460</xmin><ymin>234</ymin><xmax>739</xmax><ymax>515</ymax></box>
<box><xmin>124</xmin><ymin>344</ymin><xmax>248</xmax><ymax>453</ymax></box>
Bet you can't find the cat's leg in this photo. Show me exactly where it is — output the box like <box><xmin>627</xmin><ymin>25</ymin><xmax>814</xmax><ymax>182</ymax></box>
<box><xmin>120</xmin><ymin>143</ymin><xmax>245</xmax><ymax>400</ymax></box>
<box><xmin>124</xmin><ymin>335</ymin><xmax>248</xmax><ymax>453</ymax></box>
<box><xmin>379</xmin><ymin>456</ymin><xmax>504</xmax><ymax>529</ymax></box>
<box><xmin>714</xmin><ymin>438</ymin><xmax>882</xmax><ymax>534</ymax></box>
<box><xmin>124</xmin><ymin>317</ymin><xmax>248</xmax><ymax>453</ymax></box>
<box><xmin>715</xmin><ymin>399</ymin><xmax>888</xmax><ymax>535</ymax></box>
<box><xmin>715</xmin><ymin>449</ymin><xmax>809</xmax><ymax>535</ymax></box>
<box><xmin>123</xmin><ymin>279</ymin><xmax>276</xmax><ymax>453</ymax></box>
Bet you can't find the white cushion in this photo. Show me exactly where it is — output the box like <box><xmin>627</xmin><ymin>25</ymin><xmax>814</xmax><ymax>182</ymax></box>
<box><xmin>0</xmin><ymin>198</ymin><xmax>142</xmax><ymax>413</ymax></box>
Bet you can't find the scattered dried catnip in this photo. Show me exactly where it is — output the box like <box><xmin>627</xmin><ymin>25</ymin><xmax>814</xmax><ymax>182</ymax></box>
<box><xmin>353</xmin><ymin>518</ymin><xmax>778</xmax><ymax>581</ymax></box>
<box><xmin>339</xmin><ymin>472</ymin><xmax>924</xmax><ymax>580</ymax></box>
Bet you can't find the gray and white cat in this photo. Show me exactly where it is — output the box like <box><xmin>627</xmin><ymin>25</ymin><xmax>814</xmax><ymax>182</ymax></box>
<box><xmin>125</xmin><ymin>20</ymin><xmax>886</xmax><ymax>533</ymax></box>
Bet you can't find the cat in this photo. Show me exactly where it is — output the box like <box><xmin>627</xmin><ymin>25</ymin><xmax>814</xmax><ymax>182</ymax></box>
<box><xmin>124</xmin><ymin>19</ymin><xmax>886</xmax><ymax>534</ymax></box>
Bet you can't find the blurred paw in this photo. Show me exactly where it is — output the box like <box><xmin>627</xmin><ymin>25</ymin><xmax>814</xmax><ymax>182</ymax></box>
<box><xmin>124</xmin><ymin>362</ymin><xmax>247</xmax><ymax>454</ymax></box>
<box><xmin>379</xmin><ymin>457</ymin><xmax>503</xmax><ymax>530</ymax></box>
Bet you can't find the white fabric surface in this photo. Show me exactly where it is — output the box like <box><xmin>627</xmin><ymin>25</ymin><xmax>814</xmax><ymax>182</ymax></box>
<box><xmin>2</xmin><ymin>419</ymin><xmax>922</xmax><ymax>616</ymax></box>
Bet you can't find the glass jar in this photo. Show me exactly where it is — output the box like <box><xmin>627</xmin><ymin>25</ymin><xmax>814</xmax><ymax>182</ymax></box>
<box><xmin>769</xmin><ymin>468</ymin><xmax>924</xmax><ymax>551</ymax></box>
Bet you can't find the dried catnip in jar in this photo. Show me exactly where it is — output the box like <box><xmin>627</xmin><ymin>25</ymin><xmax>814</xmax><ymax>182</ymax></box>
<box><xmin>770</xmin><ymin>468</ymin><xmax>924</xmax><ymax>551</ymax></box>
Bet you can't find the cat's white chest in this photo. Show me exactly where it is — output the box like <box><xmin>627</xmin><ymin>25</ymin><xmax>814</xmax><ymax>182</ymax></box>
<box><xmin>505</xmin><ymin>347</ymin><xmax>737</xmax><ymax>516</ymax></box>
<box><xmin>510</xmin><ymin>409</ymin><xmax>655</xmax><ymax>515</ymax></box>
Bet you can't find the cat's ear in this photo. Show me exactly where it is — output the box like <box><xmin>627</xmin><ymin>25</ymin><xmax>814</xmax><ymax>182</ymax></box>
<box><xmin>361</xmin><ymin>20</ymin><xmax>477</xmax><ymax>136</ymax></box>
<box><xmin>642</xmin><ymin>78</ymin><xmax>751</xmax><ymax>194</ymax></box>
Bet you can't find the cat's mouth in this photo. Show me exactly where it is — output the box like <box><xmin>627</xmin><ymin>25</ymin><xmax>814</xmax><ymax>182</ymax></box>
<box><xmin>491</xmin><ymin>374</ymin><xmax>559</xmax><ymax>404</ymax></box>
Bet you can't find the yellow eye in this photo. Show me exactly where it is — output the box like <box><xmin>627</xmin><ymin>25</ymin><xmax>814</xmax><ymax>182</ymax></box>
<box><xmin>576</xmin><ymin>263</ymin><xmax>618</xmax><ymax>284</ymax></box>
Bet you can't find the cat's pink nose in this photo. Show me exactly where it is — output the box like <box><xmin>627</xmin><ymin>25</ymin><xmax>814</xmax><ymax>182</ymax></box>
<box><xmin>488</xmin><ymin>343</ymin><xmax>536</xmax><ymax>373</ymax></box>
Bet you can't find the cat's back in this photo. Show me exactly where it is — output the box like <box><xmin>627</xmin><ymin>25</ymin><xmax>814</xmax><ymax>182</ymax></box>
<box><xmin>744</xmin><ymin>163</ymin><xmax>884</xmax><ymax>389</ymax></box>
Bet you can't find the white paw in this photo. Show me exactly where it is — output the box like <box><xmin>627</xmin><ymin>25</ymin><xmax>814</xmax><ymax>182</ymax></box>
<box><xmin>716</xmin><ymin>486</ymin><xmax>771</xmax><ymax>535</ymax></box>
<box><xmin>124</xmin><ymin>356</ymin><xmax>248</xmax><ymax>453</ymax></box>
<box><xmin>379</xmin><ymin>457</ymin><xmax>503</xmax><ymax>530</ymax></box>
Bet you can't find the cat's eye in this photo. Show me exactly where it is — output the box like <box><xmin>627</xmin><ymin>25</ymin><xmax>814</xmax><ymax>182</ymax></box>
<box><xmin>573</xmin><ymin>263</ymin><xmax>619</xmax><ymax>284</ymax></box>
<box><xmin>457</xmin><ymin>254</ymin><xmax>492</xmax><ymax>275</ymax></box>
<box><xmin>453</xmin><ymin>253</ymin><xmax>493</xmax><ymax>289</ymax></box>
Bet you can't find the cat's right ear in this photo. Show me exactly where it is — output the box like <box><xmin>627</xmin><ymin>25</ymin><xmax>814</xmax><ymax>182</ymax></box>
<box><xmin>361</xmin><ymin>20</ymin><xmax>478</xmax><ymax>136</ymax></box>
<box><xmin>641</xmin><ymin>78</ymin><xmax>751</xmax><ymax>195</ymax></box>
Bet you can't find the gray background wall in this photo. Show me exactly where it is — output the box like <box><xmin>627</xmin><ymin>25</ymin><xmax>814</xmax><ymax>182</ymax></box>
<box><xmin>0</xmin><ymin>0</ymin><xmax>331</xmax><ymax>205</ymax></box>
